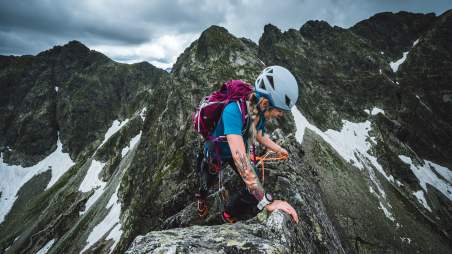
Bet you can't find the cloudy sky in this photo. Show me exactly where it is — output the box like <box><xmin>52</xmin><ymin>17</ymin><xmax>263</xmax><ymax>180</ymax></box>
<box><xmin>1</xmin><ymin>0</ymin><xmax>450</xmax><ymax>69</ymax></box>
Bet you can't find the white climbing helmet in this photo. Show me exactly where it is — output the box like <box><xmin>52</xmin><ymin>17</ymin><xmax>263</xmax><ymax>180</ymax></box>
<box><xmin>254</xmin><ymin>65</ymin><xmax>299</xmax><ymax>111</ymax></box>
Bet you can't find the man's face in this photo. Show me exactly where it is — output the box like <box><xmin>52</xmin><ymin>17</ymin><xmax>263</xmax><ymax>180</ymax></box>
<box><xmin>264</xmin><ymin>107</ymin><xmax>284</xmax><ymax>119</ymax></box>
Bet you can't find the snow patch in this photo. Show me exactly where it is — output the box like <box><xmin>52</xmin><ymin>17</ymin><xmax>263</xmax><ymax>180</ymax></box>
<box><xmin>379</xmin><ymin>201</ymin><xmax>395</xmax><ymax>221</ymax></box>
<box><xmin>399</xmin><ymin>155</ymin><xmax>452</xmax><ymax>203</ymax></box>
<box><xmin>46</xmin><ymin>139</ymin><xmax>76</xmax><ymax>188</ymax></box>
<box><xmin>4</xmin><ymin>236</ymin><xmax>20</xmax><ymax>252</ymax></box>
<box><xmin>370</xmin><ymin>107</ymin><xmax>384</xmax><ymax>115</ymax></box>
<box><xmin>415</xmin><ymin>95</ymin><xmax>432</xmax><ymax>112</ymax></box>
<box><xmin>121</xmin><ymin>132</ymin><xmax>142</xmax><ymax>158</ymax></box>
<box><xmin>389</xmin><ymin>38</ymin><xmax>419</xmax><ymax>73</ymax></box>
<box><xmin>0</xmin><ymin>136</ymin><xmax>74</xmax><ymax>223</ymax></box>
<box><xmin>80</xmin><ymin>124</ymin><xmax>141</xmax><ymax>214</ymax></box>
<box><xmin>82</xmin><ymin>187</ymin><xmax>122</xmax><ymax>253</ymax></box>
<box><xmin>291</xmin><ymin>107</ymin><xmax>323</xmax><ymax>144</ymax></box>
<box><xmin>79</xmin><ymin>159</ymin><xmax>107</xmax><ymax>214</ymax></box>
<box><xmin>292</xmin><ymin>106</ymin><xmax>391</xmax><ymax>178</ymax></box>
<box><xmin>364</xmin><ymin>107</ymin><xmax>384</xmax><ymax>116</ymax></box>
<box><xmin>106</xmin><ymin>223</ymin><xmax>122</xmax><ymax>253</ymax></box>
<box><xmin>100</xmin><ymin>119</ymin><xmax>129</xmax><ymax>148</ymax></box>
<box><xmin>390</xmin><ymin>52</ymin><xmax>408</xmax><ymax>72</ymax></box>
<box><xmin>36</xmin><ymin>239</ymin><xmax>56</xmax><ymax>254</ymax></box>
<box><xmin>322</xmin><ymin>120</ymin><xmax>394</xmax><ymax>186</ymax></box>
<box><xmin>292</xmin><ymin>106</ymin><xmax>396</xmax><ymax>221</ymax></box>
<box><xmin>413</xmin><ymin>190</ymin><xmax>432</xmax><ymax>212</ymax></box>
<box><xmin>400</xmin><ymin>237</ymin><xmax>412</xmax><ymax>244</ymax></box>
<box><xmin>140</xmin><ymin>107</ymin><xmax>147</xmax><ymax>121</ymax></box>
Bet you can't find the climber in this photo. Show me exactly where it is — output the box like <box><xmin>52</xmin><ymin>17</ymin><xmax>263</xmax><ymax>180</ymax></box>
<box><xmin>195</xmin><ymin>66</ymin><xmax>299</xmax><ymax>224</ymax></box>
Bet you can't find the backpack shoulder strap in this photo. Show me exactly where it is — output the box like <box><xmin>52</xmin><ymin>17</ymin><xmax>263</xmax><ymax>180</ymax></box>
<box><xmin>239</xmin><ymin>99</ymin><xmax>252</xmax><ymax>136</ymax></box>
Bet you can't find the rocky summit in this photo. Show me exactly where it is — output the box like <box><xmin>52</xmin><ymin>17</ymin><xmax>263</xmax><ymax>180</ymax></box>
<box><xmin>1</xmin><ymin>10</ymin><xmax>452</xmax><ymax>254</ymax></box>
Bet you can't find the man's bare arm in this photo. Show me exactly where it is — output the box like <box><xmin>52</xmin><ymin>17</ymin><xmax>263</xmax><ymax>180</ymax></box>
<box><xmin>227</xmin><ymin>134</ymin><xmax>265</xmax><ymax>201</ymax></box>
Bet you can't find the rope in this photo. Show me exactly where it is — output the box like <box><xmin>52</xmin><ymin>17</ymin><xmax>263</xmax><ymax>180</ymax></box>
<box><xmin>216</xmin><ymin>150</ymin><xmax>288</xmax><ymax>208</ymax></box>
<box><xmin>254</xmin><ymin>151</ymin><xmax>288</xmax><ymax>186</ymax></box>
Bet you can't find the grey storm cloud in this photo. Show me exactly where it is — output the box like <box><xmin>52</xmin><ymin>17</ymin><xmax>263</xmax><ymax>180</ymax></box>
<box><xmin>0</xmin><ymin>0</ymin><xmax>451</xmax><ymax>68</ymax></box>
<box><xmin>0</xmin><ymin>1</ymin><xmax>226</xmax><ymax>51</ymax></box>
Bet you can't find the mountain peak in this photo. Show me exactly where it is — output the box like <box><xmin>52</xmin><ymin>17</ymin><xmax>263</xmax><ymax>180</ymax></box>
<box><xmin>438</xmin><ymin>8</ymin><xmax>452</xmax><ymax>19</ymax></box>
<box><xmin>62</xmin><ymin>40</ymin><xmax>90</xmax><ymax>51</ymax></box>
<box><xmin>37</xmin><ymin>40</ymin><xmax>91</xmax><ymax>59</ymax></box>
<box><xmin>201</xmin><ymin>25</ymin><xmax>230</xmax><ymax>35</ymax></box>
<box><xmin>259</xmin><ymin>24</ymin><xmax>282</xmax><ymax>51</ymax></box>
<box><xmin>299</xmin><ymin>20</ymin><xmax>333</xmax><ymax>38</ymax></box>
<box><xmin>196</xmin><ymin>25</ymin><xmax>244</xmax><ymax>61</ymax></box>
<box><xmin>263</xmin><ymin>23</ymin><xmax>282</xmax><ymax>35</ymax></box>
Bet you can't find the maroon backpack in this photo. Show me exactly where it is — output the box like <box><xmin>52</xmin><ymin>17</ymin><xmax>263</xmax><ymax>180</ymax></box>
<box><xmin>192</xmin><ymin>80</ymin><xmax>254</xmax><ymax>140</ymax></box>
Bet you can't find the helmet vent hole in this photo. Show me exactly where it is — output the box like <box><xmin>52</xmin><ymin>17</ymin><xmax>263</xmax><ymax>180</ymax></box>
<box><xmin>259</xmin><ymin>79</ymin><xmax>266</xmax><ymax>90</ymax></box>
<box><xmin>267</xmin><ymin>76</ymin><xmax>274</xmax><ymax>89</ymax></box>
<box><xmin>268</xmin><ymin>69</ymin><xmax>273</xmax><ymax>74</ymax></box>
<box><xmin>285</xmin><ymin>95</ymin><xmax>291</xmax><ymax>107</ymax></box>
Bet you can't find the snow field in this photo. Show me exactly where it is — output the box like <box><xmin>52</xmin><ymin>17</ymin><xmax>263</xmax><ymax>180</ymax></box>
<box><xmin>0</xmin><ymin>136</ymin><xmax>74</xmax><ymax>223</ymax></box>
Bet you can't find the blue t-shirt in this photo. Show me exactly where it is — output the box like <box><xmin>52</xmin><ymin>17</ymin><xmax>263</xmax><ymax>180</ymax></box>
<box><xmin>206</xmin><ymin>102</ymin><xmax>266</xmax><ymax>160</ymax></box>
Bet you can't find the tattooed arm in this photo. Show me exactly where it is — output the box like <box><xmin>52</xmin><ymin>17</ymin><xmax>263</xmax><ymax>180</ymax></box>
<box><xmin>226</xmin><ymin>134</ymin><xmax>299</xmax><ymax>224</ymax></box>
<box><xmin>226</xmin><ymin>134</ymin><xmax>265</xmax><ymax>201</ymax></box>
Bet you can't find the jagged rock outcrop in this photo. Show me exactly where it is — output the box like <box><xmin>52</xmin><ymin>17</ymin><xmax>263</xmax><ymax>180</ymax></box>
<box><xmin>350</xmin><ymin>11</ymin><xmax>436</xmax><ymax>59</ymax></box>
<box><xmin>0</xmin><ymin>41</ymin><xmax>168</xmax><ymax>164</ymax></box>
<box><xmin>126</xmin><ymin>211</ymin><xmax>334</xmax><ymax>254</ymax></box>
<box><xmin>1</xmin><ymin>10</ymin><xmax>452</xmax><ymax>254</ymax></box>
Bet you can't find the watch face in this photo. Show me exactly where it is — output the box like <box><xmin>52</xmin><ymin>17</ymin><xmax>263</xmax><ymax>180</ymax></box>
<box><xmin>265</xmin><ymin>193</ymin><xmax>273</xmax><ymax>202</ymax></box>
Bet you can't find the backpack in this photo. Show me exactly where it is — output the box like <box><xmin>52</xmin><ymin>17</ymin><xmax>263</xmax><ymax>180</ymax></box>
<box><xmin>192</xmin><ymin>80</ymin><xmax>254</xmax><ymax>140</ymax></box>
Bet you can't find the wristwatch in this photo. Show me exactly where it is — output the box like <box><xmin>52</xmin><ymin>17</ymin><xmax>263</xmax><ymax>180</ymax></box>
<box><xmin>257</xmin><ymin>193</ymin><xmax>273</xmax><ymax>210</ymax></box>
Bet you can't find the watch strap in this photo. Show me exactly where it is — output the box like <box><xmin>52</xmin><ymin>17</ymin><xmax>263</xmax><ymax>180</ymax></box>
<box><xmin>257</xmin><ymin>195</ymin><xmax>271</xmax><ymax>210</ymax></box>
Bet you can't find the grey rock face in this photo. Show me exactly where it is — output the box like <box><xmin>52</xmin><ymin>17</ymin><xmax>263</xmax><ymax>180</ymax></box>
<box><xmin>127</xmin><ymin>211</ymin><xmax>299</xmax><ymax>254</ymax></box>
<box><xmin>126</xmin><ymin>211</ymin><xmax>287</xmax><ymax>254</ymax></box>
